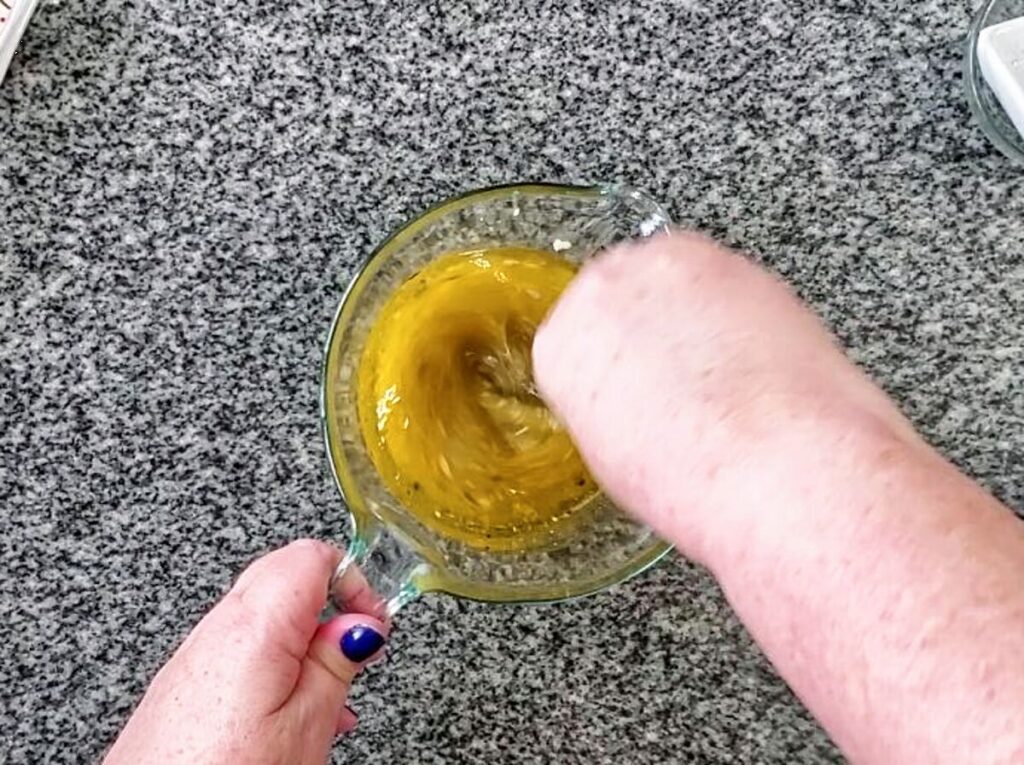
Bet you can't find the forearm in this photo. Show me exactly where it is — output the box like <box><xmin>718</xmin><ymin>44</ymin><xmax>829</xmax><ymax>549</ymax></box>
<box><xmin>533</xmin><ymin>232</ymin><xmax>1024</xmax><ymax>763</ymax></box>
<box><xmin>693</xmin><ymin>420</ymin><xmax>1024</xmax><ymax>764</ymax></box>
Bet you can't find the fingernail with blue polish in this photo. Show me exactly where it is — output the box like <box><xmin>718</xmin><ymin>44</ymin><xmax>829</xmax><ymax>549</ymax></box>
<box><xmin>340</xmin><ymin>624</ymin><xmax>385</xmax><ymax>663</ymax></box>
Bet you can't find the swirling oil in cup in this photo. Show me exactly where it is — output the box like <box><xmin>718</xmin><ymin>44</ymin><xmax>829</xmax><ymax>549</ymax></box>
<box><xmin>356</xmin><ymin>247</ymin><xmax>597</xmax><ymax>551</ymax></box>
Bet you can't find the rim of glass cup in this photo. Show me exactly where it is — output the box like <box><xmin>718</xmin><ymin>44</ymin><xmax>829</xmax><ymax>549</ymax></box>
<box><xmin>319</xmin><ymin>182</ymin><xmax>673</xmax><ymax>605</ymax></box>
<box><xmin>964</xmin><ymin>0</ymin><xmax>1024</xmax><ymax>165</ymax></box>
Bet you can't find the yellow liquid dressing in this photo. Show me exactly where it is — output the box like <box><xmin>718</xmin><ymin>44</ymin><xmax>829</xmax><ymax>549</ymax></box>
<box><xmin>356</xmin><ymin>247</ymin><xmax>597</xmax><ymax>551</ymax></box>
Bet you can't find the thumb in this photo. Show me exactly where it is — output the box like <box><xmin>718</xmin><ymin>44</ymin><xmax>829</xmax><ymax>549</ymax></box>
<box><xmin>294</xmin><ymin>613</ymin><xmax>389</xmax><ymax>733</ymax></box>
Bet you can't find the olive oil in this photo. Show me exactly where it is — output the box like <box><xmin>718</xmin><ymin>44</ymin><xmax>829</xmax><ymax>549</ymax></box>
<box><xmin>356</xmin><ymin>247</ymin><xmax>596</xmax><ymax>551</ymax></box>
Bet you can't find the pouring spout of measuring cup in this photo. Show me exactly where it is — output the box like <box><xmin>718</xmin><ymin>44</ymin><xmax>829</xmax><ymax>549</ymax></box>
<box><xmin>546</xmin><ymin>183</ymin><xmax>672</xmax><ymax>261</ymax></box>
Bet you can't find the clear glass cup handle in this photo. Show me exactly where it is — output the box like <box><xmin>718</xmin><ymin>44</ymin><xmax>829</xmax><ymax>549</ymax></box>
<box><xmin>329</xmin><ymin>517</ymin><xmax>428</xmax><ymax>619</ymax></box>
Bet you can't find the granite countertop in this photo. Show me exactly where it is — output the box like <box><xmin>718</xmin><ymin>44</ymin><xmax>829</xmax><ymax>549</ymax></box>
<box><xmin>3</xmin><ymin>1</ymin><xmax>1024</xmax><ymax>763</ymax></box>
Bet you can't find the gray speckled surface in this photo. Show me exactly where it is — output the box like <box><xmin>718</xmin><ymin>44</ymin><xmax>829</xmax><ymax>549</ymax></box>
<box><xmin>2</xmin><ymin>0</ymin><xmax>1023</xmax><ymax>762</ymax></box>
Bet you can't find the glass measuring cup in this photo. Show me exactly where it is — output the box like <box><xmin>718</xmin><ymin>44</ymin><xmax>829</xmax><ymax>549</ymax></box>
<box><xmin>321</xmin><ymin>183</ymin><xmax>673</xmax><ymax>617</ymax></box>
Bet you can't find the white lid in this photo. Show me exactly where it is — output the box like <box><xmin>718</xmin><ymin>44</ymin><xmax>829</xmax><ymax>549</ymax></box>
<box><xmin>978</xmin><ymin>16</ymin><xmax>1024</xmax><ymax>142</ymax></box>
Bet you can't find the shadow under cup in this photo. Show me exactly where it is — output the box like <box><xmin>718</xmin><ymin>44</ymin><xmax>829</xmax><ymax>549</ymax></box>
<box><xmin>321</xmin><ymin>183</ymin><xmax>673</xmax><ymax>617</ymax></box>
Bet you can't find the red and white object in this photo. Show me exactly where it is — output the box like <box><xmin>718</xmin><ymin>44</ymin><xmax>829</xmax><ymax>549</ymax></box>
<box><xmin>978</xmin><ymin>16</ymin><xmax>1024</xmax><ymax>142</ymax></box>
<box><xmin>0</xmin><ymin>0</ymin><xmax>41</xmax><ymax>84</ymax></box>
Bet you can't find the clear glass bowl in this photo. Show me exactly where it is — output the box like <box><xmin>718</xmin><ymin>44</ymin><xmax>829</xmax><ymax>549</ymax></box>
<box><xmin>964</xmin><ymin>0</ymin><xmax>1024</xmax><ymax>164</ymax></box>
<box><xmin>321</xmin><ymin>183</ymin><xmax>673</xmax><ymax>615</ymax></box>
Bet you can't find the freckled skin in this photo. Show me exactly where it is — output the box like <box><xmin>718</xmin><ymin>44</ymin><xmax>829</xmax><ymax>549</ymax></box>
<box><xmin>534</xmin><ymin>232</ymin><xmax>1024</xmax><ymax>765</ymax></box>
